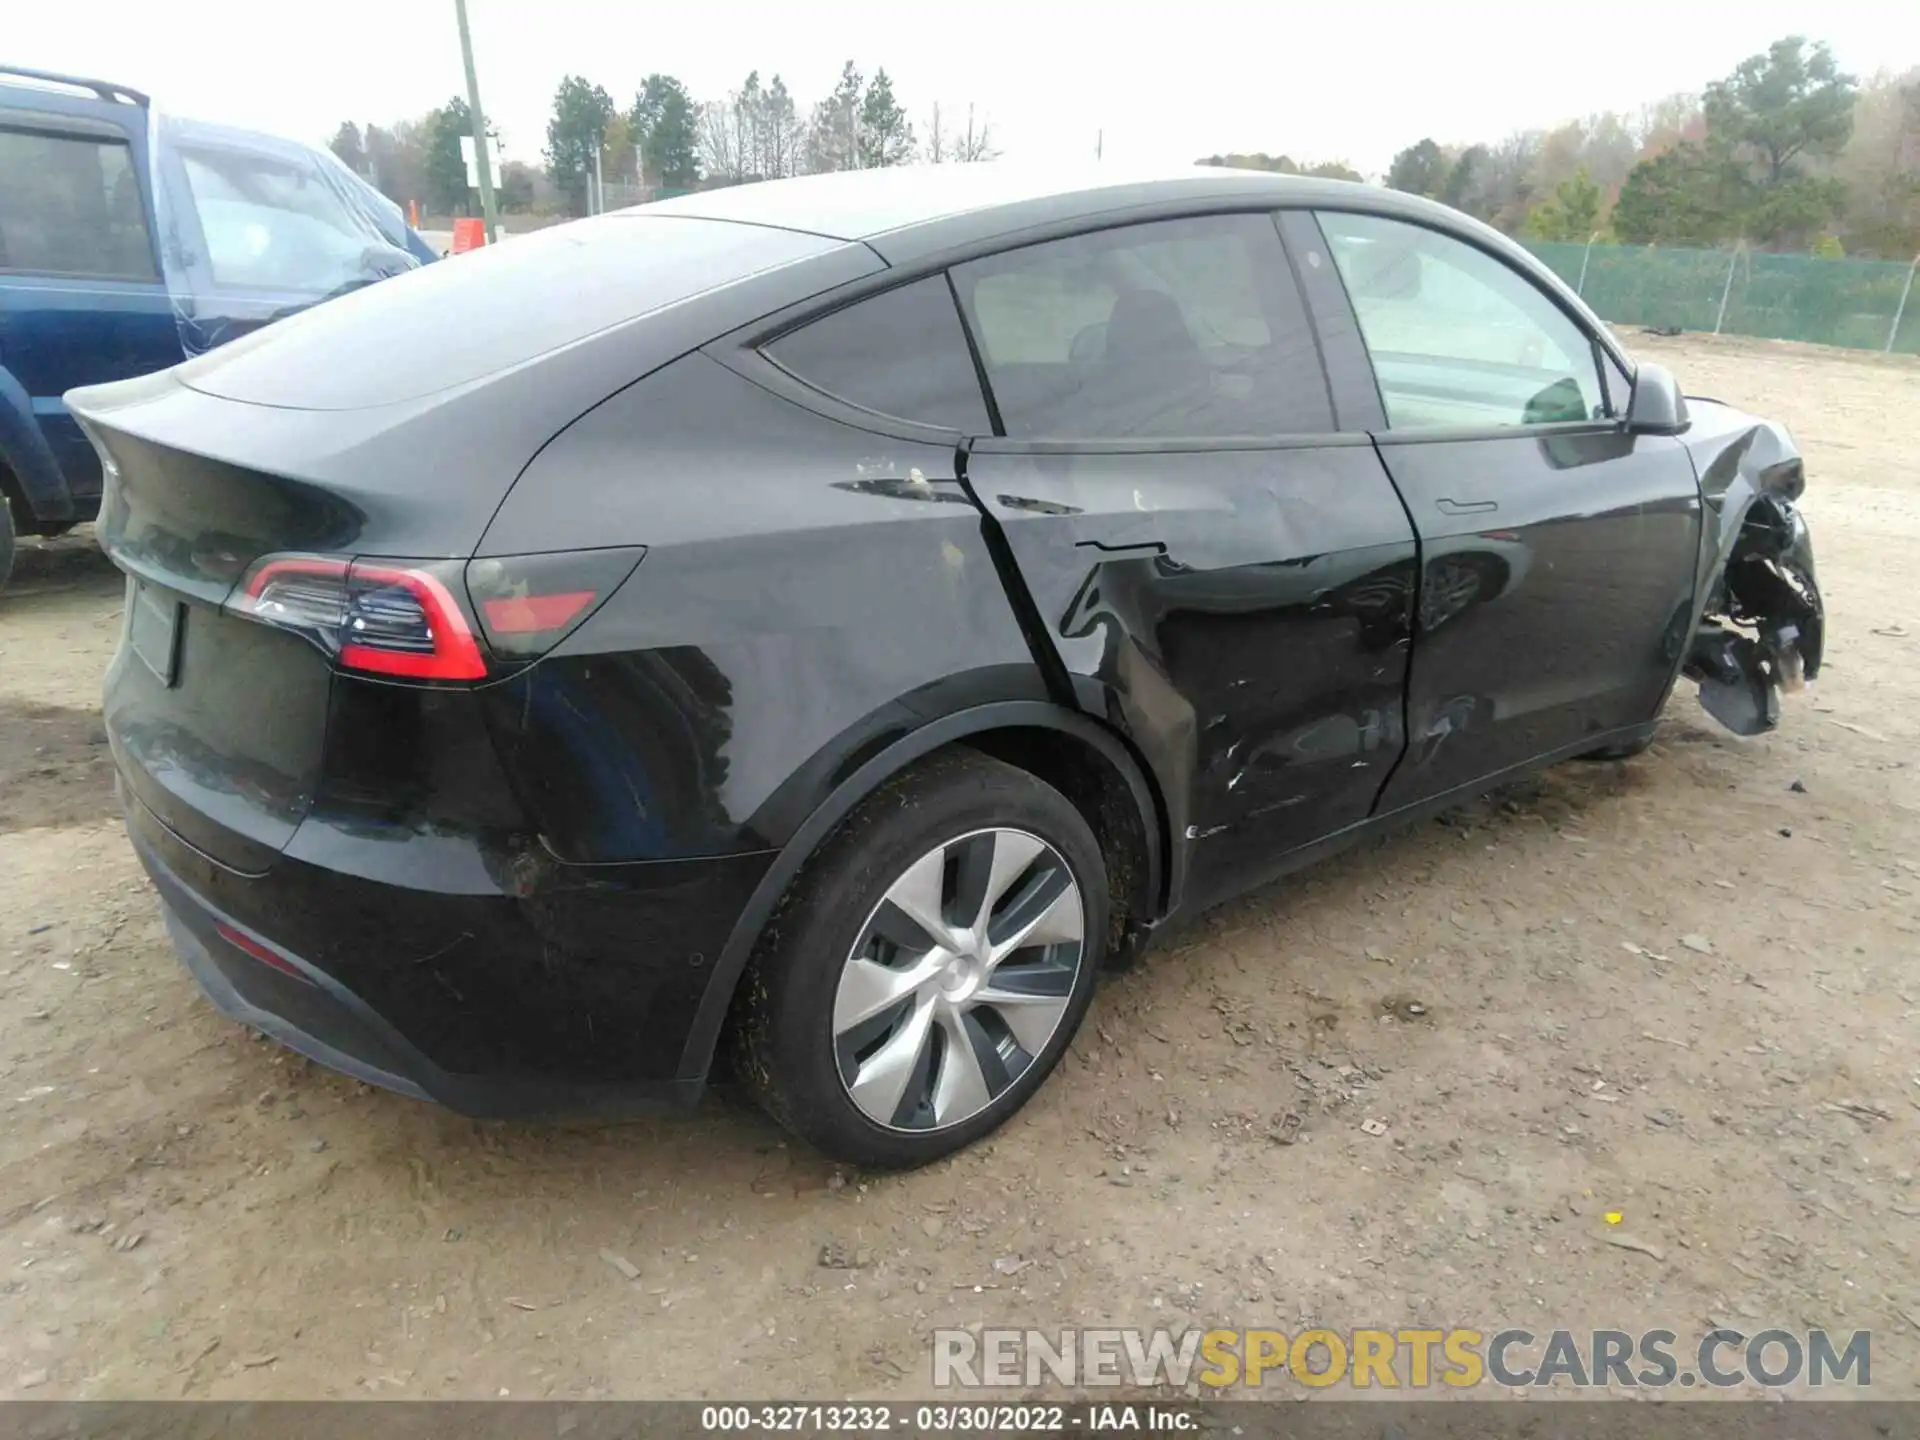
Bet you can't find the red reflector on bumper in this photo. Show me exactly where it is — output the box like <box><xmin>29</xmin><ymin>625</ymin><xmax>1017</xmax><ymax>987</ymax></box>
<box><xmin>216</xmin><ymin>921</ymin><xmax>314</xmax><ymax>985</ymax></box>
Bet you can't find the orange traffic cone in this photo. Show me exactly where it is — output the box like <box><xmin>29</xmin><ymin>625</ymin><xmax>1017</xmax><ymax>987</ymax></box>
<box><xmin>450</xmin><ymin>217</ymin><xmax>486</xmax><ymax>254</ymax></box>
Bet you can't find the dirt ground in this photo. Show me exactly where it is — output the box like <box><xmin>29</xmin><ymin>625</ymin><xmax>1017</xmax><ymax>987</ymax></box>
<box><xmin>0</xmin><ymin>332</ymin><xmax>1916</xmax><ymax>1402</ymax></box>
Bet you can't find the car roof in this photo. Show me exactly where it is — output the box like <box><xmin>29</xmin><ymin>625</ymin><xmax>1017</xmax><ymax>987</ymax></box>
<box><xmin>634</xmin><ymin>161</ymin><xmax>1373</xmax><ymax>243</ymax></box>
<box><xmin>620</xmin><ymin>161</ymin><xmax>1543</xmax><ymax>275</ymax></box>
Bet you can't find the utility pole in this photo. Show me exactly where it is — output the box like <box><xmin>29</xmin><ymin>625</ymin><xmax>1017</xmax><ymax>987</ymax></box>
<box><xmin>593</xmin><ymin>135</ymin><xmax>605</xmax><ymax>215</ymax></box>
<box><xmin>453</xmin><ymin>0</ymin><xmax>501</xmax><ymax>242</ymax></box>
<box><xmin>1096</xmin><ymin>129</ymin><xmax>1103</xmax><ymax>162</ymax></box>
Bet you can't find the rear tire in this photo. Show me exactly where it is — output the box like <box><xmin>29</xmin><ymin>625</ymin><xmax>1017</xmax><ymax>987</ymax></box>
<box><xmin>734</xmin><ymin>749</ymin><xmax>1108</xmax><ymax>1170</ymax></box>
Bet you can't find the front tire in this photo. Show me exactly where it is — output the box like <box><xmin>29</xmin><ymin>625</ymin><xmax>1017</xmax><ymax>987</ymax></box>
<box><xmin>734</xmin><ymin>750</ymin><xmax>1108</xmax><ymax>1170</ymax></box>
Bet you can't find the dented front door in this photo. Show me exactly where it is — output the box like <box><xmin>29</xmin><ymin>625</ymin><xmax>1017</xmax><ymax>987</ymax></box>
<box><xmin>1366</xmin><ymin>427</ymin><xmax>1703</xmax><ymax>812</ymax></box>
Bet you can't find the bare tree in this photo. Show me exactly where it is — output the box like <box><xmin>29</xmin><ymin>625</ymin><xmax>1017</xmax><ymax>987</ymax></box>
<box><xmin>1834</xmin><ymin>66</ymin><xmax>1920</xmax><ymax>255</ymax></box>
<box><xmin>925</xmin><ymin>101</ymin><xmax>949</xmax><ymax>163</ymax></box>
<box><xmin>737</xmin><ymin>72</ymin><xmax>767</xmax><ymax>179</ymax></box>
<box><xmin>695</xmin><ymin>70</ymin><xmax>809</xmax><ymax>184</ymax></box>
<box><xmin>699</xmin><ymin>99</ymin><xmax>750</xmax><ymax>184</ymax></box>
<box><xmin>954</xmin><ymin>103</ymin><xmax>999</xmax><ymax>163</ymax></box>
<box><xmin>1633</xmin><ymin>91</ymin><xmax>1703</xmax><ymax>153</ymax></box>
<box><xmin>1579</xmin><ymin>111</ymin><xmax>1640</xmax><ymax>192</ymax></box>
<box><xmin>760</xmin><ymin>74</ymin><xmax>801</xmax><ymax>178</ymax></box>
<box><xmin>1475</xmin><ymin>128</ymin><xmax>1544</xmax><ymax>228</ymax></box>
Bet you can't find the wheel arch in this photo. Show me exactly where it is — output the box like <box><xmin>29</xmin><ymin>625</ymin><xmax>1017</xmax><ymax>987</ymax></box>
<box><xmin>675</xmin><ymin>700</ymin><xmax>1168</xmax><ymax>1082</ymax></box>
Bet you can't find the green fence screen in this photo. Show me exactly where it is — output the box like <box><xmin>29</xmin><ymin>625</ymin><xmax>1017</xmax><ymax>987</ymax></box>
<box><xmin>1522</xmin><ymin>240</ymin><xmax>1920</xmax><ymax>356</ymax></box>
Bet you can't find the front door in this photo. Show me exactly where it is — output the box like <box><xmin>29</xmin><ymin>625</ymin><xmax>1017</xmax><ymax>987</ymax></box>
<box><xmin>1306</xmin><ymin>209</ymin><xmax>1702</xmax><ymax>813</ymax></box>
<box><xmin>951</xmin><ymin>213</ymin><xmax>1418</xmax><ymax>913</ymax></box>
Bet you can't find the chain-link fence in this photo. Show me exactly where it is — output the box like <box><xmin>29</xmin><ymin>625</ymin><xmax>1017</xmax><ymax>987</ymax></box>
<box><xmin>588</xmin><ymin>179</ymin><xmax>654</xmax><ymax>213</ymax></box>
<box><xmin>1524</xmin><ymin>239</ymin><xmax>1920</xmax><ymax>356</ymax></box>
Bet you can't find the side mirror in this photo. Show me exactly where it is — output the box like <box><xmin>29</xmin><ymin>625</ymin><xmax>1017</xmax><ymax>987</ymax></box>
<box><xmin>1625</xmin><ymin>361</ymin><xmax>1690</xmax><ymax>436</ymax></box>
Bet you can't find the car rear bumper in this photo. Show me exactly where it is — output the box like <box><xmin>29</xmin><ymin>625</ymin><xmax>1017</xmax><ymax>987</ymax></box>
<box><xmin>122</xmin><ymin>782</ymin><xmax>761</xmax><ymax>1117</ymax></box>
<box><xmin>156</xmin><ymin>877</ymin><xmax>436</xmax><ymax>1104</ymax></box>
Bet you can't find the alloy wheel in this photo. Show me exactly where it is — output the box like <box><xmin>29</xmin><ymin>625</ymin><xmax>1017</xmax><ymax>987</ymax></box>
<box><xmin>831</xmin><ymin>827</ymin><xmax>1087</xmax><ymax>1132</ymax></box>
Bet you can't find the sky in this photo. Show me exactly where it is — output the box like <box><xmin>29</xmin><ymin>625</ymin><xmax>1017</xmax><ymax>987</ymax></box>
<box><xmin>10</xmin><ymin>0</ymin><xmax>1919</xmax><ymax>178</ymax></box>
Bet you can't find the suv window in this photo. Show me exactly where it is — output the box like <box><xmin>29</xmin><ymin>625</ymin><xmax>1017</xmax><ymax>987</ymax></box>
<box><xmin>951</xmin><ymin>213</ymin><xmax>1331</xmax><ymax>440</ymax></box>
<box><xmin>1315</xmin><ymin>211</ymin><xmax>1605</xmax><ymax>429</ymax></box>
<box><xmin>180</xmin><ymin>147</ymin><xmax>388</xmax><ymax>292</ymax></box>
<box><xmin>0</xmin><ymin>127</ymin><xmax>154</xmax><ymax>280</ymax></box>
<box><xmin>764</xmin><ymin>275</ymin><xmax>992</xmax><ymax>432</ymax></box>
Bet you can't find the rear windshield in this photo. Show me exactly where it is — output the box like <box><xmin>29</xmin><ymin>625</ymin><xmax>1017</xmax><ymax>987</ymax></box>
<box><xmin>177</xmin><ymin>215</ymin><xmax>842</xmax><ymax>411</ymax></box>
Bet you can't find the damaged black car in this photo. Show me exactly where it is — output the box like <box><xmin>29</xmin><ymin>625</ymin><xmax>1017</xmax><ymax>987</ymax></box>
<box><xmin>69</xmin><ymin>164</ymin><xmax>1822</xmax><ymax>1169</ymax></box>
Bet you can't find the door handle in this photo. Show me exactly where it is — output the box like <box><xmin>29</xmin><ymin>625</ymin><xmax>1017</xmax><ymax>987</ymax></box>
<box><xmin>1436</xmin><ymin>497</ymin><xmax>1499</xmax><ymax>516</ymax></box>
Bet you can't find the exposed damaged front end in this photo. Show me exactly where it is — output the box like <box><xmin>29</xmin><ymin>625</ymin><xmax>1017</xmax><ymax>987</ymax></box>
<box><xmin>1680</xmin><ymin>404</ymin><xmax>1825</xmax><ymax>737</ymax></box>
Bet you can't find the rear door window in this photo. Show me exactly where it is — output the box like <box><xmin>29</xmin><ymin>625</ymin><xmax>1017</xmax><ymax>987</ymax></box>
<box><xmin>0</xmin><ymin>127</ymin><xmax>154</xmax><ymax>280</ymax></box>
<box><xmin>950</xmin><ymin>213</ymin><xmax>1333</xmax><ymax>439</ymax></box>
<box><xmin>763</xmin><ymin>275</ymin><xmax>992</xmax><ymax>432</ymax></box>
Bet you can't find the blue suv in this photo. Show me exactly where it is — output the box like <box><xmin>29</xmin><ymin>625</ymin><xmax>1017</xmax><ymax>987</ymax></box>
<box><xmin>0</xmin><ymin>65</ymin><xmax>436</xmax><ymax>586</ymax></box>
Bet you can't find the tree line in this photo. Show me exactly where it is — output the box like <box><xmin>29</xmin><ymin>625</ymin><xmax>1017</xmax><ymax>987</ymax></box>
<box><xmin>322</xmin><ymin>34</ymin><xmax>1915</xmax><ymax>257</ymax></box>
<box><xmin>1377</xmin><ymin>36</ymin><xmax>1919</xmax><ymax>258</ymax></box>
<box><xmin>1194</xmin><ymin>154</ymin><xmax>1363</xmax><ymax>183</ymax></box>
<box><xmin>326</xmin><ymin>62</ymin><xmax>999</xmax><ymax>220</ymax></box>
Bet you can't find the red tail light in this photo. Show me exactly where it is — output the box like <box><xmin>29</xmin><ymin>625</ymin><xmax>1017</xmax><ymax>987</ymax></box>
<box><xmin>464</xmin><ymin>548</ymin><xmax>646</xmax><ymax>661</ymax></box>
<box><xmin>228</xmin><ymin>548</ymin><xmax>646</xmax><ymax>679</ymax></box>
<box><xmin>231</xmin><ymin>555</ymin><xmax>487</xmax><ymax>682</ymax></box>
<box><xmin>481</xmin><ymin>590</ymin><xmax>596</xmax><ymax>635</ymax></box>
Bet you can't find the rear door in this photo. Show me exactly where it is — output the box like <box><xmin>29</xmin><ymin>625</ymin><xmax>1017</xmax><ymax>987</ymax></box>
<box><xmin>0</xmin><ymin>108</ymin><xmax>178</xmax><ymax>505</ymax></box>
<box><xmin>1304</xmin><ymin>209</ymin><xmax>1701</xmax><ymax>812</ymax></box>
<box><xmin>953</xmin><ymin>213</ymin><xmax>1417</xmax><ymax>914</ymax></box>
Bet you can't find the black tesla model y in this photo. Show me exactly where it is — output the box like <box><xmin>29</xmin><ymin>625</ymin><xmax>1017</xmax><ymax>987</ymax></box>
<box><xmin>70</xmin><ymin>164</ymin><xmax>1824</xmax><ymax>1168</ymax></box>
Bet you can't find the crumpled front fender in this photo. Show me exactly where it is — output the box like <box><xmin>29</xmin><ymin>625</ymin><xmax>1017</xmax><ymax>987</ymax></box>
<box><xmin>1678</xmin><ymin>399</ymin><xmax>1824</xmax><ymax>736</ymax></box>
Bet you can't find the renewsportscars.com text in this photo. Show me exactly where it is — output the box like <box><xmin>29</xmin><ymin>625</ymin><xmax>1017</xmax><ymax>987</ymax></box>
<box><xmin>933</xmin><ymin>1326</ymin><xmax>1872</xmax><ymax>1390</ymax></box>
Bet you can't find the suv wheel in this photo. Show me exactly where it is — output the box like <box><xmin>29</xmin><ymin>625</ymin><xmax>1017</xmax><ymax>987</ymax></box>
<box><xmin>736</xmin><ymin>750</ymin><xmax>1107</xmax><ymax>1169</ymax></box>
<box><xmin>0</xmin><ymin>498</ymin><xmax>16</xmax><ymax>592</ymax></box>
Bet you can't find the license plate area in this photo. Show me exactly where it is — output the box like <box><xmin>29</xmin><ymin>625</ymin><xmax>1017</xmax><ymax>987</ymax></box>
<box><xmin>128</xmin><ymin>579</ymin><xmax>183</xmax><ymax>687</ymax></box>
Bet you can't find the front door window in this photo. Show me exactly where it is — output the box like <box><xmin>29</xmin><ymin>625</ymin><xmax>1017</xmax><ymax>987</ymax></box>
<box><xmin>1315</xmin><ymin>210</ymin><xmax>1608</xmax><ymax>429</ymax></box>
